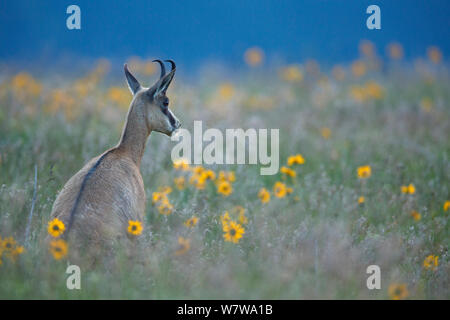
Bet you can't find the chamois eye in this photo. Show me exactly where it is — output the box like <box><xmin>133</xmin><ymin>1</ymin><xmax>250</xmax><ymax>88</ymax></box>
<box><xmin>162</xmin><ymin>97</ymin><xmax>169</xmax><ymax>108</ymax></box>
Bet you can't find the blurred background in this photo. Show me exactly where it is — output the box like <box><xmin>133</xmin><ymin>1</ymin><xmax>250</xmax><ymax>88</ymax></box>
<box><xmin>1</xmin><ymin>0</ymin><xmax>449</xmax><ymax>73</ymax></box>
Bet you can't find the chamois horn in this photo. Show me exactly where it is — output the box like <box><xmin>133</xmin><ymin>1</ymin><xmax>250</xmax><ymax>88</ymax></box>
<box><xmin>152</xmin><ymin>59</ymin><xmax>166</xmax><ymax>79</ymax></box>
<box><xmin>164</xmin><ymin>59</ymin><xmax>176</xmax><ymax>72</ymax></box>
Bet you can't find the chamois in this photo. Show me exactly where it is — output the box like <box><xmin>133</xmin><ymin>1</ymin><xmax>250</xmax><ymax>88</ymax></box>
<box><xmin>48</xmin><ymin>60</ymin><xmax>180</xmax><ymax>259</ymax></box>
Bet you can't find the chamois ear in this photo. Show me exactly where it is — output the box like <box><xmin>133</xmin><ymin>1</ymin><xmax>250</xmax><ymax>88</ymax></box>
<box><xmin>124</xmin><ymin>64</ymin><xmax>141</xmax><ymax>95</ymax></box>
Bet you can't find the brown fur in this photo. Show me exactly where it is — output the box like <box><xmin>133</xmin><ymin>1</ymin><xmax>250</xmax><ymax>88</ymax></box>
<box><xmin>48</xmin><ymin>62</ymin><xmax>180</xmax><ymax>263</ymax></box>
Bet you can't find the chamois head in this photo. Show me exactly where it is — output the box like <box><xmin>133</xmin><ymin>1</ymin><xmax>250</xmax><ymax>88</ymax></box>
<box><xmin>124</xmin><ymin>60</ymin><xmax>181</xmax><ymax>136</ymax></box>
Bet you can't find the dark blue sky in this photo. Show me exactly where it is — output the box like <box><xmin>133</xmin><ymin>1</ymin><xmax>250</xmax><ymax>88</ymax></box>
<box><xmin>0</xmin><ymin>0</ymin><xmax>449</xmax><ymax>70</ymax></box>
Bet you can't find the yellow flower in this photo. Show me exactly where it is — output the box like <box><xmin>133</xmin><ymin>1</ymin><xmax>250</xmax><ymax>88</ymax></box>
<box><xmin>388</xmin><ymin>283</ymin><xmax>409</xmax><ymax>300</ymax></box>
<box><xmin>11</xmin><ymin>72</ymin><xmax>42</xmax><ymax>97</ymax></box>
<box><xmin>127</xmin><ymin>220</ymin><xmax>143</xmax><ymax>236</ymax></box>
<box><xmin>217</xmin><ymin>181</ymin><xmax>233</xmax><ymax>197</ymax></box>
<box><xmin>157</xmin><ymin>186</ymin><xmax>172</xmax><ymax>194</ymax></box>
<box><xmin>357</xmin><ymin>165</ymin><xmax>372</xmax><ymax>179</ymax></box>
<box><xmin>190</xmin><ymin>173</ymin><xmax>206</xmax><ymax>190</ymax></box>
<box><xmin>238</xmin><ymin>212</ymin><xmax>248</xmax><ymax>225</ymax></box>
<box><xmin>232</xmin><ymin>205</ymin><xmax>245</xmax><ymax>216</ymax></box>
<box><xmin>444</xmin><ymin>200</ymin><xmax>450</xmax><ymax>211</ymax></box>
<box><xmin>218</xmin><ymin>83</ymin><xmax>235</xmax><ymax>101</ymax></box>
<box><xmin>201</xmin><ymin>169</ymin><xmax>216</xmax><ymax>181</ymax></box>
<box><xmin>0</xmin><ymin>237</ymin><xmax>25</xmax><ymax>263</ymax></box>
<box><xmin>287</xmin><ymin>154</ymin><xmax>305</xmax><ymax>166</ymax></box>
<box><xmin>280</xmin><ymin>65</ymin><xmax>303</xmax><ymax>83</ymax></box>
<box><xmin>174</xmin><ymin>176</ymin><xmax>185</xmax><ymax>190</ymax></box>
<box><xmin>220</xmin><ymin>211</ymin><xmax>231</xmax><ymax>225</ymax></box>
<box><xmin>184</xmin><ymin>216</ymin><xmax>199</xmax><ymax>228</ymax></box>
<box><xmin>427</xmin><ymin>46</ymin><xmax>442</xmax><ymax>64</ymax></box>
<box><xmin>244</xmin><ymin>47</ymin><xmax>264</xmax><ymax>67</ymax></box>
<box><xmin>232</xmin><ymin>206</ymin><xmax>248</xmax><ymax>225</ymax></box>
<box><xmin>158</xmin><ymin>201</ymin><xmax>174</xmax><ymax>215</ymax></box>
<box><xmin>273</xmin><ymin>181</ymin><xmax>288</xmax><ymax>198</ymax></box>
<box><xmin>365</xmin><ymin>81</ymin><xmax>384</xmax><ymax>100</ymax></box>
<box><xmin>47</xmin><ymin>218</ymin><xmax>66</xmax><ymax>238</ymax></box>
<box><xmin>223</xmin><ymin>221</ymin><xmax>245</xmax><ymax>244</ymax></box>
<box><xmin>142</xmin><ymin>60</ymin><xmax>157</xmax><ymax>76</ymax></box>
<box><xmin>387</xmin><ymin>42</ymin><xmax>404</xmax><ymax>60</ymax></box>
<box><xmin>1</xmin><ymin>237</ymin><xmax>16</xmax><ymax>252</ymax></box>
<box><xmin>107</xmin><ymin>86</ymin><xmax>130</xmax><ymax>109</ymax></box>
<box><xmin>401</xmin><ymin>184</ymin><xmax>415</xmax><ymax>195</ymax></box>
<box><xmin>420</xmin><ymin>97</ymin><xmax>433</xmax><ymax>113</ymax></box>
<box><xmin>358</xmin><ymin>196</ymin><xmax>365</xmax><ymax>205</ymax></box>
<box><xmin>12</xmin><ymin>245</ymin><xmax>25</xmax><ymax>257</ymax></box>
<box><xmin>410</xmin><ymin>210</ymin><xmax>421</xmax><ymax>221</ymax></box>
<box><xmin>320</xmin><ymin>127</ymin><xmax>331</xmax><ymax>139</ymax></box>
<box><xmin>280</xmin><ymin>166</ymin><xmax>296</xmax><ymax>178</ymax></box>
<box><xmin>49</xmin><ymin>239</ymin><xmax>68</xmax><ymax>260</ymax></box>
<box><xmin>218</xmin><ymin>171</ymin><xmax>235</xmax><ymax>182</ymax></box>
<box><xmin>191</xmin><ymin>166</ymin><xmax>205</xmax><ymax>175</ymax></box>
<box><xmin>173</xmin><ymin>158</ymin><xmax>190</xmax><ymax>171</ymax></box>
<box><xmin>258</xmin><ymin>188</ymin><xmax>270</xmax><ymax>204</ymax></box>
<box><xmin>174</xmin><ymin>237</ymin><xmax>191</xmax><ymax>256</ymax></box>
<box><xmin>152</xmin><ymin>191</ymin><xmax>167</xmax><ymax>204</ymax></box>
<box><xmin>359</xmin><ymin>40</ymin><xmax>375</xmax><ymax>57</ymax></box>
<box><xmin>349</xmin><ymin>85</ymin><xmax>368</xmax><ymax>103</ymax></box>
<box><xmin>351</xmin><ymin>60</ymin><xmax>366</xmax><ymax>78</ymax></box>
<box><xmin>423</xmin><ymin>255</ymin><xmax>439</xmax><ymax>271</ymax></box>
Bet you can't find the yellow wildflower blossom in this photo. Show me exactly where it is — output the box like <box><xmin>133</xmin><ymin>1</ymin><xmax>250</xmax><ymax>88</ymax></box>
<box><xmin>387</xmin><ymin>42</ymin><xmax>403</xmax><ymax>60</ymax></box>
<box><xmin>427</xmin><ymin>46</ymin><xmax>442</xmax><ymax>64</ymax></box>
<box><xmin>358</xmin><ymin>196</ymin><xmax>365</xmax><ymax>205</ymax></box>
<box><xmin>401</xmin><ymin>184</ymin><xmax>415</xmax><ymax>195</ymax></box>
<box><xmin>258</xmin><ymin>188</ymin><xmax>270</xmax><ymax>204</ymax></box>
<box><xmin>280</xmin><ymin>65</ymin><xmax>303</xmax><ymax>83</ymax></box>
<box><xmin>47</xmin><ymin>218</ymin><xmax>66</xmax><ymax>238</ymax></box>
<box><xmin>444</xmin><ymin>200</ymin><xmax>450</xmax><ymax>211</ymax></box>
<box><xmin>184</xmin><ymin>216</ymin><xmax>199</xmax><ymax>228</ymax></box>
<box><xmin>49</xmin><ymin>239</ymin><xmax>68</xmax><ymax>260</ymax></box>
<box><xmin>223</xmin><ymin>221</ymin><xmax>245</xmax><ymax>244</ymax></box>
<box><xmin>410</xmin><ymin>210</ymin><xmax>421</xmax><ymax>221</ymax></box>
<box><xmin>273</xmin><ymin>181</ymin><xmax>288</xmax><ymax>198</ymax></box>
<box><xmin>127</xmin><ymin>220</ymin><xmax>143</xmax><ymax>236</ymax></box>
<box><xmin>388</xmin><ymin>283</ymin><xmax>409</xmax><ymax>300</ymax></box>
<box><xmin>174</xmin><ymin>176</ymin><xmax>185</xmax><ymax>190</ymax></box>
<box><xmin>280</xmin><ymin>166</ymin><xmax>296</xmax><ymax>178</ymax></box>
<box><xmin>173</xmin><ymin>158</ymin><xmax>190</xmax><ymax>171</ymax></box>
<box><xmin>351</xmin><ymin>60</ymin><xmax>366</xmax><ymax>78</ymax></box>
<box><xmin>174</xmin><ymin>237</ymin><xmax>191</xmax><ymax>256</ymax></box>
<box><xmin>357</xmin><ymin>165</ymin><xmax>372</xmax><ymax>179</ymax></box>
<box><xmin>244</xmin><ymin>47</ymin><xmax>264</xmax><ymax>67</ymax></box>
<box><xmin>158</xmin><ymin>201</ymin><xmax>174</xmax><ymax>215</ymax></box>
<box><xmin>423</xmin><ymin>255</ymin><xmax>439</xmax><ymax>271</ymax></box>
<box><xmin>287</xmin><ymin>154</ymin><xmax>305</xmax><ymax>166</ymax></box>
<box><xmin>217</xmin><ymin>180</ymin><xmax>232</xmax><ymax>197</ymax></box>
<box><xmin>320</xmin><ymin>127</ymin><xmax>331</xmax><ymax>139</ymax></box>
<box><xmin>220</xmin><ymin>211</ymin><xmax>231</xmax><ymax>225</ymax></box>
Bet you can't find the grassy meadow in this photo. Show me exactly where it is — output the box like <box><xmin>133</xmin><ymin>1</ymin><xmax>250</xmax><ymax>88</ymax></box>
<box><xmin>0</xmin><ymin>44</ymin><xmax>449</xmax><ymax>299</ymax></box>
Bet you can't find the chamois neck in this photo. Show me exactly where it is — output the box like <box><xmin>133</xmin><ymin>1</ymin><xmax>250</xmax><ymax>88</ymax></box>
<box><xmin>116</xmin><ymin>104</ymin><xmax>151</xmax><ymax>166</ymax></box>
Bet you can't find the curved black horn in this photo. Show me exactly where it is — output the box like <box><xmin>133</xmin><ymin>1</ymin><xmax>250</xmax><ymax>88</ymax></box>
<box><xmin>164</xmin><ymin>59</ymin><xmax>176</xmax><ymax>72</ymax></box>
<box><xmin>152</xmin><ymin>59</ymin><xmax>166</xmax><ymax>79</ymax></box>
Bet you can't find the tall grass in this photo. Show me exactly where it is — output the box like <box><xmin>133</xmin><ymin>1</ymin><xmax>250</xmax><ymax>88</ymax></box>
<box><xmin>0</xmin><ymin>52</ymin><xmax>449</xmax><ymax>299</ymax></box>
